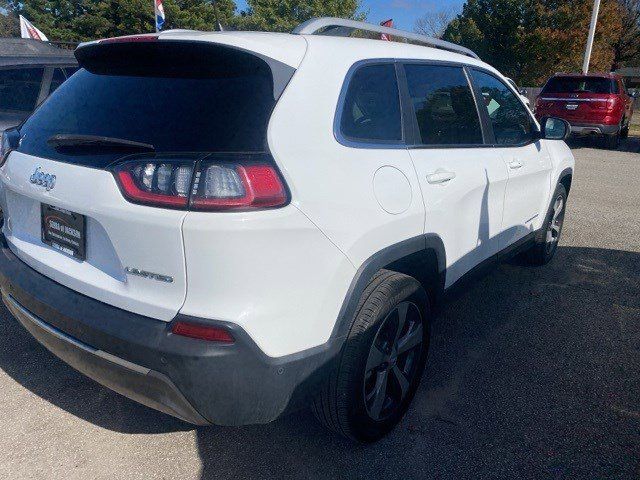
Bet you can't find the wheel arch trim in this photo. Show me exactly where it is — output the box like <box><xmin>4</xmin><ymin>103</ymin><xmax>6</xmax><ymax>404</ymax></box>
<box><xmin>330</xmin><ymin>234</ymin><xmax>446</xmax><ymax>340</ymax></box>
<box><xmin>557</xmin><ymin>167</ymin><xmax>573</xmax><ymax>195</ymax></box>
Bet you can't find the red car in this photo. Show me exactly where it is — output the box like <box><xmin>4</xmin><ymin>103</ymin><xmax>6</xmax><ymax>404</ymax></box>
<box><xmin>535</xmin><ymin>73</ymin><xmax>636</xmax><ymax>149</ymax></box>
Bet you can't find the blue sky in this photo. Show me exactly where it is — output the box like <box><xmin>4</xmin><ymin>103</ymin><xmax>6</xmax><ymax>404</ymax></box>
<box><xmin>234</xmin><ymin>0</ymin><xmax>465</xmax><ymax>31</ymax></box>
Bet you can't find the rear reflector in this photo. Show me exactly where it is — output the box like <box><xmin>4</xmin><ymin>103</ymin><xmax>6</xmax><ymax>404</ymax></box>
<box><xmin>171</xmin><ymin>321</ymin><xmax>235</xmax><ymax>343</ymax></box>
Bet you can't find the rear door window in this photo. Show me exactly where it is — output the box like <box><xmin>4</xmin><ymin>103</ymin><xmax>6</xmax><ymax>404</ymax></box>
<box><xmin>339</xmin><ymin>63</ymin><xmax>402</xmax><ymax>144</ymax></box>
<box><xmin>0</xmin><ymin>67</ymin><xmax>44</xmax><ymax>113</ymax></box>
<box><xmin>17</xmin><ymin>42</ymin><xmax>292</xmax><ymax>167</ymax></box>
<box><xmin>404</xmin><ymin>64</ymin><xmax>483</xmax><ymax>146</ymax></box>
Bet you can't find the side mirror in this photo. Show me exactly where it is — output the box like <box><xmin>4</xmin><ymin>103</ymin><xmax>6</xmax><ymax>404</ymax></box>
<box><xmin>519</xmin><ymin>88</ymin><xmax>527</xmax><ymax>95</ymax></box>
<box><xmin>539</xmin><ymin>117</ymin><xmax>571</xmax><ymax>141</ymax></box>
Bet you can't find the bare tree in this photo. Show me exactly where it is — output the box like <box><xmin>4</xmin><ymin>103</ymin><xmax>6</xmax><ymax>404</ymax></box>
<box><xmin>413</xmin><ymin>8</ymin><xmax>455</xmax><ymax>39</ymax></box>
<box><xmin>613</xmin><ymin>0</ymin><xmax>640</xmax><ymax>69</ymax></box>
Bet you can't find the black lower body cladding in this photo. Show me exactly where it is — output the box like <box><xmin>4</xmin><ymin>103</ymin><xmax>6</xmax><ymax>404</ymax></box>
<box><xmin>0</xmin><ymin>236</ymin><xmax>342</xmax><ymax>426</ymax></box>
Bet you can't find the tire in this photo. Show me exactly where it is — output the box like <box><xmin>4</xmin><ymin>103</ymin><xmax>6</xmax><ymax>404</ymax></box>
<box><xmin>603</xmin><ymin>131</ymin><xmax>621</xmax><ymax>150</ymax></box>
<box><xmin>620</xmin><ymin>120</ymin><xmax>629</xmax><ymax>140</ymax></box>
<box><xmin>522</xmin><ymin>184</ymin><xmax>567</xmax><ymax>266</ymax></box>
<box><xmin>311</xmin><ymin>270</ymin><xmax>430</xmax><ymax>443</ymax></box>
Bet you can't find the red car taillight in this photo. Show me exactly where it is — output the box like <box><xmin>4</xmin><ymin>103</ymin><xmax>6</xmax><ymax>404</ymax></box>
<box><xmin>111</xmin><ymin>154</ymin><xmax>288</xmax><ymax>211</ymax></box>
<box><xmin>605</xmin><ymin>96</ymin><xmax>618</xmax><ymax>112</ymax></box>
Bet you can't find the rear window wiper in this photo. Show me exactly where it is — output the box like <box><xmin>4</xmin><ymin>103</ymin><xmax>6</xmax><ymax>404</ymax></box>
<box><xmin>47</xmin><ymin>134</ymin><xmax>155</xmax><ymax>152</ymax></box>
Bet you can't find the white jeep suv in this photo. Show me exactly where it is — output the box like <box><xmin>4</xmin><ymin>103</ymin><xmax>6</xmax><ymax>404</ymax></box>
<box><xmin>0</xmin><ymin>18</ymin><xmax>574</xmax><ymax>442</ymax></box>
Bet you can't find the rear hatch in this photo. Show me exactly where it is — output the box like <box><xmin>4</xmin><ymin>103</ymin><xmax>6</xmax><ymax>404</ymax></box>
<box><xmin>0</xmin><ymin>36</ymin><xmax>298</xmax><ymax>320</ymax></box>
<box><xmin>537</xmin><ymin>76</ymin><xmax>617</xmax><ymax>124</ymax></box>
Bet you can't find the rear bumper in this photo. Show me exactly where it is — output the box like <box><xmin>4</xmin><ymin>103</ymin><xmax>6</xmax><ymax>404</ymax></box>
<box><xmin>0</xmin><ymin>237</ymin><xmax>342</xmax><ymax>426</ymax></box>
<box><xmin>2</xmin><ymin>291</ymin><xmax>209</xmax><ymax>425</ymax></box>
<box><xmin>535</xmin><ymin>112</ymin><xmax>621</xmax><ymax>135</ymax></box>
<box><xmin>569</xmin><ymin>123</ymin><xmax>620</xmax><ymax>136</ymax></box>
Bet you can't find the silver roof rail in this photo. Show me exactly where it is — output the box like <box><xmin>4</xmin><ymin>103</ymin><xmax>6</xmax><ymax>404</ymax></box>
<box><xmin>292</xmin><ymin>17</ymin><xmax>480</xmax><ymax>60</ymax></box>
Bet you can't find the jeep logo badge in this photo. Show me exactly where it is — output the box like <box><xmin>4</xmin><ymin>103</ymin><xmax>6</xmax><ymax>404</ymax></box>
<box><xmin>30</xmin><ymin>166</ymin><xmax>56</xmax><ymax>191</ymax></box>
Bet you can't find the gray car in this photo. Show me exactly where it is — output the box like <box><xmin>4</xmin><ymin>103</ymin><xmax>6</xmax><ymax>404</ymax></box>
<box><xmin>0</xmin><ymin>38</ymin><xmax>77</xmax><ymax>131</ymax></box>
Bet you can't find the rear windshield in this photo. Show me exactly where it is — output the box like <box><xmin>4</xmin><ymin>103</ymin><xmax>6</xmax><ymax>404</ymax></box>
<box><xmin>542</xmin><ymin>76</ymin><xmax>616</xmax><ymax>95</ymax></box>
<box><xmin>17</xmin><ymin>41</ymin><xmax>292</xmax><ymax>167</ymax></box>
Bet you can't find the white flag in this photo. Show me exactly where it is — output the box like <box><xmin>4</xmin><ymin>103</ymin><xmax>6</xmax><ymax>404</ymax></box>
<box><xmin>19</xmin><ymin>15</ymin><xmax>49</xmax><ymax>42</ymax></box>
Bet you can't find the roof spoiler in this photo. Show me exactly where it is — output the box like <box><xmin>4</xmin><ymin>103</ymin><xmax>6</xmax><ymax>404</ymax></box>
<box><xmin>292</xmin><ymin>17</ymin><xmax>480</xmax><ymax>60</ymax></box>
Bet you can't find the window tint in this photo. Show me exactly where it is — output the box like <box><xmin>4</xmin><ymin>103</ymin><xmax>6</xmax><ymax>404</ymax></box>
<box><xmin>542</xmin><ymin>76</ymin><xmax>615</xmax><ymax>95</ymax></box>
<box><xmin>470</xmin><ymin>70</ymin><xmax>534</xmax><ymax>145</ymax></box>
<box><xmin>0</xmin><ymin>67</ymin><xmax>44</xmax><ymax>113</ymax></box>
<box><xmin>340</xmin><ymin>63</ymin><xmax>402</xmax><ymax>143</ymax></box>
<box><xmin>405</xmin><ymin>64</ymin><xmax>482</xmax><ymax>145</ymax></box>
<box><xmin>17</xmin><ymin>42</ymin><xmax>288</xmax><ymax>167</ymax></box>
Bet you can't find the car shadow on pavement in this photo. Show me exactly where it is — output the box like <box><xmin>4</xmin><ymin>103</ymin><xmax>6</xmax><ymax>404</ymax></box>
<box><xmin>0</xmin><ymin>305</ymin><xmax>191</xmax><ymax>434</ymax></box>
<box><xmin>0</xmin><ymin>245</ymin><xmax>639</xmax><ymax>478</ymax></box>
<box><xmin>567</xmin><ymin>135</ymin><xmax>640</xmax><ymax>153</ymax></box>
<box><xmin>191</xmin><ymin>245</ymin><xmax>640</xmax><ymax>479</ymax></box>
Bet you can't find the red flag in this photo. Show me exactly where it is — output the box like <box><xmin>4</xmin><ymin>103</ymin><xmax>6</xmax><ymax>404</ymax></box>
<box><xmin>380</xmin><ymin>19</ymin><xmax>393</xmax><ymax>41</ymax></box>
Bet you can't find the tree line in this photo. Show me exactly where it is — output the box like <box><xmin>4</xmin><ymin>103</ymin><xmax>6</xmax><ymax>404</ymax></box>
<box><xmin>1</xmin><ymin>0</ymin><xmax>638</xmax><ymax>86</ymax></box>
<box><xmin>419</xmin><ymin>0</ymin><xmax>640</xmax><ymax>85</ymax></box>
<box><xmin>0</xmin><ymin>0</ymin><xmax>361</xmax><ymax>40</ymax></box>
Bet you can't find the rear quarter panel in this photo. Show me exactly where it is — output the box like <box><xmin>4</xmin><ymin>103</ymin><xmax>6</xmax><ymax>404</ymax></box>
<box><xmin>179</xmin><ymin>206</ymin><xmax>355</xmax><ymax>357</ymax></box>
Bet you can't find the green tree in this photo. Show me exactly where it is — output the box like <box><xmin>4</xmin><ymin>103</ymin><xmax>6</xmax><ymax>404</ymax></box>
<box><xmin>0</xmin><ymin>12</ymin><xmax>19</xmax><ymax>37</ymax></box>
<box><xmin>443</xmin><ymin>0</ymin><xmax>625</xmax><ymax>85</ymax></box>
<box><xmin>523</xmin><ymin>0</ymin><xmax>622</xmax><ymax>83</ymax></box>
<box><xmin>443</xmin><ymin>0</ymin><xmax>542</xmax><ymax>85</ymax></box>
<box><xmin>233</xmin><ymin>0</ymin><xmax>362</xmax><ymax>32</ymax></box>
<box><xmin>1</xmin><ymin>0</ymin><xmax>236</xmax><ymax>42</ymax></box>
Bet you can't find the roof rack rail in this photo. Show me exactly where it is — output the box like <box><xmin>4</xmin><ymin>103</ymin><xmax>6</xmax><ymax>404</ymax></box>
<box><xmin>292</xmin><ymin>17</ymin><xmax>480</xmax><ymax>60</ymax></box>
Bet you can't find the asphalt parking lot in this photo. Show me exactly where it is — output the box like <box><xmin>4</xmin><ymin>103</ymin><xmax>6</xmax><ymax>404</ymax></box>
<box><xmin>0</xmin><ymin>137</ymin><xmax>639</xmax><ymax>480</ymax></box>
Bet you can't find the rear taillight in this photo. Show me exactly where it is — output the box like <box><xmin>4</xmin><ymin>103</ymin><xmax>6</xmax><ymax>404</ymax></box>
<box><xmin>111</xmin><ymin>154</ymin><xmax>288</xmax><ymax>211</ymax></box>
<box><xmin>0</xmin><ymin>128</ymin><xmax>19</xmax><ymax>168</ymax></box>
<box><xmin>113</xmin><ymin>160</ymin><xmax>193</xmax><ymax>209</ymax></box>
<box><xmin>0</xmin><ymin>133</ymin><xmax>12</xmax><ymax>167</ymax></box>
<box><xmin>191</xmin><ymin>163</ymin><xmax>286</xmax><ymax>210</ymax></box>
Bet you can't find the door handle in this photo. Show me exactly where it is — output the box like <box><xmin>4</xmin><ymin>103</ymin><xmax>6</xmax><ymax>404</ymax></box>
<box><xmin>426</xmin><ymin>170</ymin><xmax>456</xmax><ymax>184</ymax></box>
<box><xmin>508</xmin><ymin>159</ymin><xmax>524</xmax><ymax>169</ymax></box>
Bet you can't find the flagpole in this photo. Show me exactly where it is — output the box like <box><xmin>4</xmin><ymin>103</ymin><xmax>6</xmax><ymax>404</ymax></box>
<box><xmin>212</xmin><ymin>0</ymin><xmax>222</xmax><ymax>31</ymax></box>
<box><xmin>582</xmin><ymin>0</ymin><xmax>601</xmax><ymax>74</ymax></box>
<box><xmin>153</xmin><ymin>0</ymin><xmax>158</xmax><ymax>32</ymax></box>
